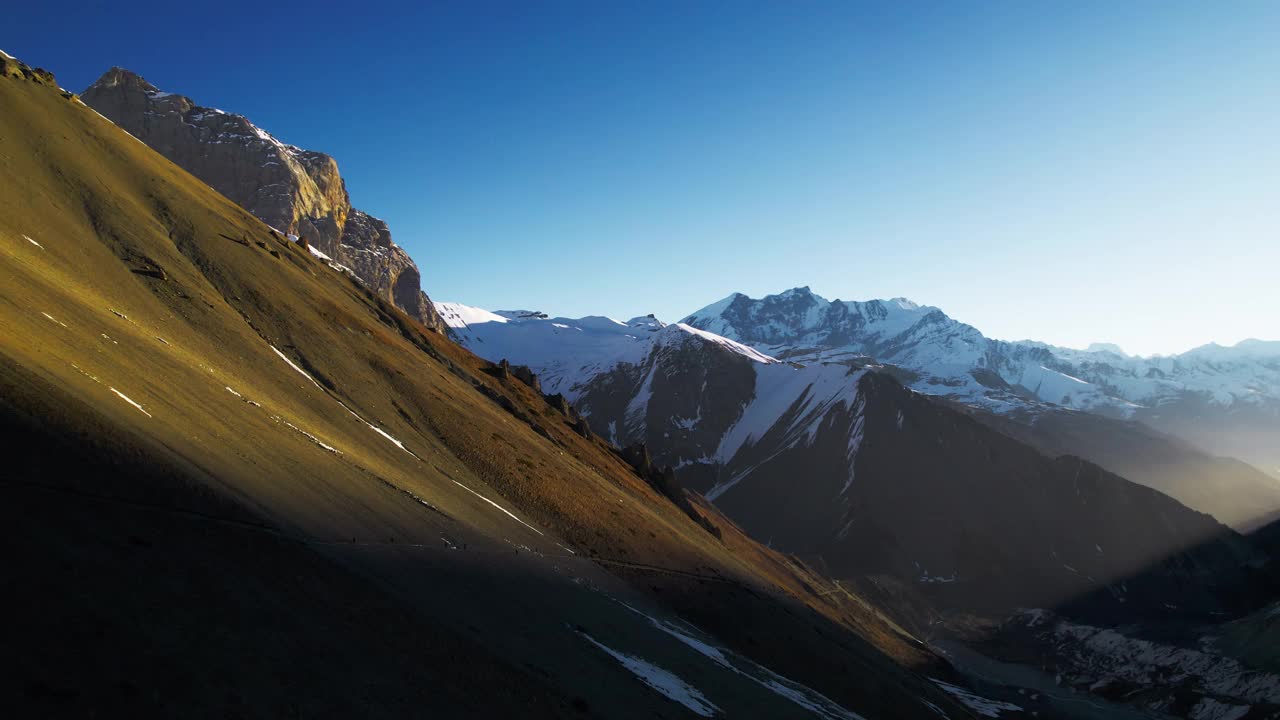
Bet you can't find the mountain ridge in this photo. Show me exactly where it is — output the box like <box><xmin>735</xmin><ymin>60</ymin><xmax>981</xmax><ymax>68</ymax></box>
<box><xmin>439</xmin><ymin>296</ymin><xmax>1280</xmax><ymax>528</ymax></box>
<box><xmin>79</xmin><ymin>66</ymin><xmax>445</xmax><ymax>332</ymax></box>
<box><xmin>3</xmin><ymin>51</ymin><xmax>977</xmax><ymax>719</ymax></box>
<box><xmin>682</xmin><ymin>287</ymin><xmax>1280</xmax><ymax>476</ymax></box>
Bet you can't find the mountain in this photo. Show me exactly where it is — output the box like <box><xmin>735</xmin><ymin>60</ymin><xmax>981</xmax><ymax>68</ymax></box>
<box><xmin>80</xmin><ymin>67</ymin><xmax>444</xmax><ymax>332</ymax></box>
<box><xmin>962</xmin><ymin>402</ymin><xmax>1280</xmax><ymax>531</ymax></box>
<box><xmin>682</xmin><ymin>287</ymin><xmax>1280</xmax><ymax>526</ymax></box>
<box><xmin>436</xmin><ymin>297</ymin><xmax>1280</xmax><ymax>713</ymax></box>
<box><xmin>684</xmin><ymin>288</ymin><xmax>1280</xmax><ymax>426</ymax></box>
<box><xmin>434</xmin><ymin>302</ymin><xmax>1272</xmax><ymax>621</ymax></box>
<box><xmin>2</xmin><ymin>52</ymin><xmax>984</xmax><ymax>719</ymax></box>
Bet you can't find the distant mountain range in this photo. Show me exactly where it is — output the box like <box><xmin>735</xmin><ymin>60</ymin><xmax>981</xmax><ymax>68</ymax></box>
<box><xmin>435</xmin><ymin>297</ymin><xmax>1274</xmax><ymax>617</ymax></box>
<box><xmin>437</xmin><ymin>292</ymin><xmax>1280</xmax><ymax>532</ymax></box>
<box><xmin>683</xmin><ymin>287</ymin><xmax>1280</xmax><ymax>477</ymax></box>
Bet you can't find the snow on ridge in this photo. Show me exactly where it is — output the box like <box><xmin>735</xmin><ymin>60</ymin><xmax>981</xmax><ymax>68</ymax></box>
<box><xmin>669</xmin><ymin>323</ymin><xmax>778</xmax><ymax>364</ymax></box>
<box><xmin>715</xmin><ymin>363</ymin><xmax>866</xmax><ymax>465</ymax></box>
<box><xmin>708</xmin><ymin>364</ymin><xmax>869</xmax><ymax>501</ymax></box>
<box><xmin>683</xmin><ymin>287</ymin><xmax>1280</xmax><ymax>414</ymax></box>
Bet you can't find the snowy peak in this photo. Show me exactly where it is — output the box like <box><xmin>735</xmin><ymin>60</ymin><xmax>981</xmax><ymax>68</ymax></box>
<box><xmin>87</xmin><ymin>66</ymin><xmax>161</xmax><ymax>94</ymax></box>
<box><xmin>660</xmin><ymin>323</ymin><xmax>779</xmax><ymax>365</ymax></box>
<box><xmin>683</xmin><ymin>287</ymin><xmax>1280</xmax><ymax>475</ymax></box>
<box><xmin>433</xmin><ymin>301</ymin><xmax>776</xmax><ymax>397</ymax></box>
<box><xmin>1181</xmin><ymin>338</ymin><xmax>1280</xmax><ymax>361</ymax></box>
<box><xmin>436</xmin><ymin>301</ymin><xmax>510</xmax><ymax>328</ymax></box>
<box><xmin>682</xmin><ymin>287</ymin><xmax>941</xmax><ymax>354</ymax></box>
<box><xmin>1085</xmin><ymin>342</ymin><xmax>1128</xmax><ymax>357</ymax></box>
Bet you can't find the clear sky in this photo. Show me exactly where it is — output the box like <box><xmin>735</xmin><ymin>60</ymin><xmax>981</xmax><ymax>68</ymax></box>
<box><xmin>7</xmin><ymin>1</ymin><xmax>1277</xmax><ymax>356</ymax></box>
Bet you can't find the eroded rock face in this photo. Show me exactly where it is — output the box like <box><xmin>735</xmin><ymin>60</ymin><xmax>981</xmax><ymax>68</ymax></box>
<box><xmin>81</xmin><ymin>67</ymin><xmax>443</xmax><ymax>332</ymax></box>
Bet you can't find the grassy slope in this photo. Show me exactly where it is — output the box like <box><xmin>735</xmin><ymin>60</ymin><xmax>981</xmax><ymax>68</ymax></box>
<box><xmin>0</xmin><ymin>58</ymin><xmax>974</xmax><ymax>718</ymax></box>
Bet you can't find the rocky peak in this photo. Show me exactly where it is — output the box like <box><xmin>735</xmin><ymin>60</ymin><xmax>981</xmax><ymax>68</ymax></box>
<box><xmin>80</xmin><ymin>67</ymin><xmax>443</xmax><ymax>333</ymax></box>
<box><xmin>87</xmin><ymin>66</ymin><xmax>157</xmax><ymax>93</ymax></box>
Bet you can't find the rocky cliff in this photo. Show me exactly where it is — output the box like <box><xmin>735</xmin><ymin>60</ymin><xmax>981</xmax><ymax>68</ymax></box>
<box><xmin>80</xmin><ymin>67</ymin><xmax>443</xmax><ymax>332</ymax></box>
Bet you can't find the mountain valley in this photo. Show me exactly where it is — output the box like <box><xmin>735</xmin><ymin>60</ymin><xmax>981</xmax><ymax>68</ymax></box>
<box><xmin>4</xmin><ymin>39</ymin><xmax>1278</xmax><ymax>720</ymax></box>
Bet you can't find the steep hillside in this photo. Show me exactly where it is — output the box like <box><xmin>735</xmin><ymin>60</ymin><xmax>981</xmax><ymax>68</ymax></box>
<box><xmin>80</xmin><ymin>67</ymin><xmax>444</xmax><ymax>332</ymax></box>
<box><xmin>1</xmin><ymin>54</ymin><xmax>976</xmax><ymax>719</ymax></box>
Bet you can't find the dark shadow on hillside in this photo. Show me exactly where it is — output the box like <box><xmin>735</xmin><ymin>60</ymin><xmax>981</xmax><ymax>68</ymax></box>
<box><xmin>0</xmin><ymin>375</ymin><xmax>967</xmax><ymax>720</ymax></box>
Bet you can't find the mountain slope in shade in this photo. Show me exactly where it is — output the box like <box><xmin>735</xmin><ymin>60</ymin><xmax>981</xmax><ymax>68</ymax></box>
<box><xmin>571</xmin><ymin>332</ymin><xmax>1272</xmax><ymax>621</ymax></box>
<box><xmin>80</xmin><ymin>67</ymin><xmax>444</xmax><ymax>332</ymax></box>
<box><xmin>1</xmin><ymin>53</ymin><xmax>976</xmax><ymax>719</ymax></box>
<box><xmin>434</xmin><ymin>303</ymin><xmax>1271</xmax><ymax>621</ymax></box>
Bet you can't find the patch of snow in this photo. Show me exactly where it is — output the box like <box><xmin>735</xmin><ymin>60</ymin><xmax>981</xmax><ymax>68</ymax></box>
<box><xmin>269</xmin><ymin>344</ymin><xmax>322</xmax><ymax>390</ymax></box>
<box><xmin>40</xmin><ymin>312</ymin><xmax>67</xmax><ymax>328</ymax></box>
<box><xmin>363</xmin><ymin>422</ymin><xmax>419</xmax><ymax>460</ymax></box>
<box><xmin>671</xmin><ymin>323</ymin><xmax>779</xmax><ymax>364</ymax></box>
<box><xmin>450</xmin><ymin>480</ymin><xmax>543</xmax><ymax>536</ymax></box>
<box><xmin>577</xmin><ymin>632</ymin><xmax>719</xmax><ymax>717</ymax></box>
<box><xmin>708</xmin><ymin>363</ymin><xmax>867</xmax><ymax>501</ymax></box>
<box><xmin>930</xmin><ymin>678</ymin><xmax>1022</xmax><ymax>718</ymax></box>
<box><xmin>22</xmin><ymin>234</ymin><xmax>42</xmax><ymax>248</ymax></box>
<box><xmin>109</xmin><ymin>387</ymin><xmax>152</xmax><ymax>418</ymax></box>
<box><xmin>618</xmin><ymin>601</ymin><xmax>865</xmax><ymax>720</ymax></box>
<box><xmin>71</xmin><ymin>364</ymin><xmax>101</xmax><ymax>384</ymax></box>
<box><xmin>277</xmin><ymin>418</ymin><xmax>341</xmax><ymax>454</ymax></box>
<box><xmin>435</xmin><ymin>301</ymin><xmax>511</xmax><ymax>329</ymax></box>
<box><xmin>841</xmin><ymin>394</ymin><xmax>866</xmax><ymax>494</ymax></box>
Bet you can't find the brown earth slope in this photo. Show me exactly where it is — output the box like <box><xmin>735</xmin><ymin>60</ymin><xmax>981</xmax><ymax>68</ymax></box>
<box><xmin>0</xmin><ymin>54</ymin><xmax>979</xmax><ymax>719</ymax></box>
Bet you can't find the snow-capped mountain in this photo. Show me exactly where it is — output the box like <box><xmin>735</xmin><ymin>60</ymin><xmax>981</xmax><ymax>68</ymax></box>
<box><xmin>435</xmin><ymin>302</ymin><xmax>772</xmax><ymax>397</ymax></box>
<box><xmin>432</xmin><ymin>300</ymin><xmax>1274</xmax><ymax>619</ymax></box>
<box><xmin>437</xmin><ymin>296</ymin><xmax>1280</xmax><ymax>531</ymax></box>
<box><xmin>683</xmin><ymin>287</ymin><xmax>1280</xmax><ymax>475</ymax></box>
<box><xmin>436</xmin><ymin>300</ymin><xmax>1267</xmax><ymax>617</ymax></box>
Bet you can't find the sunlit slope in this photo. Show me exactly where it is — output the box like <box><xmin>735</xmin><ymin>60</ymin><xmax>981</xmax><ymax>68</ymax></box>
<box><xmin>0</xmin><ymin>58</ymin><xmax>971</xmax><ymax>718</ymax></box>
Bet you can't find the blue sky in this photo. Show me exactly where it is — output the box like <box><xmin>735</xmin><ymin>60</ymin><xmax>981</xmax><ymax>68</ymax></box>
<box><xmin>7</xmin><ymin>1</ymin><xmax>1277</xmax><ymax>355</ymax></box>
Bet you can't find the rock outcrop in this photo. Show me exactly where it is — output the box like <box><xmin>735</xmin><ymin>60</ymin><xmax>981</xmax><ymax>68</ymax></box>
<box><xmin>81</xmin><ymin>67</ymin><xmax>444</xmax><ymax>332</ymax></box>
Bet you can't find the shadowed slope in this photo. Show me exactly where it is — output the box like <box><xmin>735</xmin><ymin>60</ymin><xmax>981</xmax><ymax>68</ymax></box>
<box><xmin>0</xmin><ymin>54</ymin><xmax>974</xmax><ymax>719</ymax></box>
